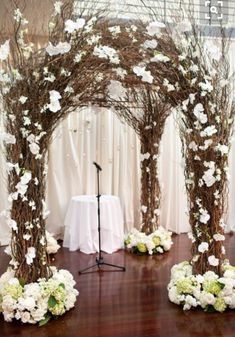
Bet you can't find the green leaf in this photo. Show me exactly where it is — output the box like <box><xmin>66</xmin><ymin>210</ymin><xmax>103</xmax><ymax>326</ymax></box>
<box><xmin>205</xmin><ymin>305</ymin><xmax>216</xmax><ymax>313</ymax></box>
<box><xmin>59</xmin><ymin>283</ymin><xmax>65</xmax><ymax>289</ymax></box>
<box><xmin>39</xmin><ymin>313</ymin><xmax>52</xmax><ymax>327</ymax></box>
<box><xmin>48</xmin><ymin>295</ymin><xmax>57</xmax><ymax>308</ymax></box>
<box><xmin>218</xmin><ymin>282</ymin><xmax>225</xmax><ymax>290</ymax></box>
<box><xmin>19</xmin><ymin>277</ymin><xmax>26</xmax><ymax>287</ymax></box>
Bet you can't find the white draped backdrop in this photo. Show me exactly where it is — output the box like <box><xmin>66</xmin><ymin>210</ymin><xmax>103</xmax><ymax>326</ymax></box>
<box><xmin>0</xmin><ymin>41</ymin><xmax>235</xmax><ymax>246</ymax></box>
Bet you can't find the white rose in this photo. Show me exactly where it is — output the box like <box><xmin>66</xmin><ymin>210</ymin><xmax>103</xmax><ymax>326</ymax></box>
<box><xmin>21</xmin><ymin>311</ymin><xmax>31</xmax><ymax>323</ymax></box>
<box><xmin>29</xmin><ymin>143</ymin><xmax>40</xmax><ymax>155</ymax></box>
<box><xmin>208</xmin><ymin>255</ymin><xmax>219</xmax><ymax>266</ymax></box>
<box><xmin>198</xmin><ymin>242</ymin><xmax>209</xmax><ymax>253</ymax></box>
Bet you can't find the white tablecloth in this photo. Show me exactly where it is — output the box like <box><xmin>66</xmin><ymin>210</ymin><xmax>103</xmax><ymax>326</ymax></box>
<box><xmin>63</xmin><ymin>195</ymin><xmax>124</xmax><ymax>254</ymax></box>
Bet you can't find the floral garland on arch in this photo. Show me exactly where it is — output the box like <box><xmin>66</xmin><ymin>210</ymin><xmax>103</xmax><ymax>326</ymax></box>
<box><xmin>0</xmin><ymin>0</ymin><xmax>179</xmax><ymax>323</ymax></box>
<box><xmin>0</xmin><ymin>0</ymin><xmax>116</xmax><ymax>324</ymax></box>
<box><xmin>98</xmin><ymin>22</ymin><xmax>175</xmax><ymax>250</ymax></box>
<box><xmin>143</xmin><ymin>18</ymin><xmax>235</xmax><ymax>309</ymax></box>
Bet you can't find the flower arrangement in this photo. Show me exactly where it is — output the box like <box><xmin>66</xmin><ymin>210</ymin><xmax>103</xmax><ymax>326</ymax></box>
<box><xmin>124</xmin><ymin>227</ymin><xmax>172</xmax><ymax>255</ymax></box>
<box><xmin>0</xmin><ymin>267</ymin><xmax>78</xmax><ymax>325</ymax></box>
<box><xmin>168</xmin><ymin>261</ymin><xmax>235</xmax><ymax>312</ymax></box>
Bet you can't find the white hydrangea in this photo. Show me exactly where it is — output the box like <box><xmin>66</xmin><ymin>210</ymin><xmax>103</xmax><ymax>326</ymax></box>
<box><xmin>125</xmin><ymin>227</ymin><xmax>172</xmax><ymax>255</ymax></box>
<box><xmin>0</xmin><ymin>268</ymin><xmax>79</xmax><ymax>324</ymax></box>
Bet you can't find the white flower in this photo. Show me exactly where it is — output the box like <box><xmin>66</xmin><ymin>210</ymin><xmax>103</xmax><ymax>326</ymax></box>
<box><xmin>74</xmin><ymin>51</ymin><xmax>86</xmax><ymax>63</ymax></box>
<box><xmin>107</xmin><ymin>80</ymin><xmax>127</xmax><ymax>100</ymax></box>
<box><xmin>163</xmin><ymin>78</ymin><xmax>175</xmax><ymax>92</ymax></box>
<box><xmin>114</xmin><ymin>67</ymin><xmax>127</xmax><ymax>79</ymax></box>
<box><xmin>20</xmin><ymin>311</ymin><xmax>31</xmax><ymax>324</ymax></box>
<box><xmin>29</xmin><ymin>143</ymin><xmax>40</xmax><ymax>155</ymax></box>
<box><xmin>93</xmin><ymin>45</ymin><xmax>119</xmax><ymax>64</ymax></box>
<box><xmin>0</xmin><ymin>40</ymin><xmax>10</xmax><ymax>61</ymax></box>
<box><xmin>208</xmin><ymin>255</ymin><xmax>219</xmax><ymax>266</ymax></box>
<box><xmin>199</xmin><ymin>139</ymin><xmax>213</xmax><ymax>151</ymax></box>
<box><xmin>213</xmin><ymin>233</ymin><xmax>225</xmax><ymax>241</ymax></box>
<box><xmin>18</xmin><ymin>297</ymin><xmax>36</xmax><ymax>311</ymax></box>
<box><xmin>199</xmin><ymin>80</ymin><xmax>213</xmax><ymax>93</ymax></box>
<box><xmin>151</xmin><ymin>53</ymin><xmax>170</xmax><ymax>63</ymax></box>
<box><xmin>108</xmin><ymin>25</ymin><xmax>121</xmax><ymax>36</ymax></box>
<box><xmin>46</xmin><ymin>42</ymin><xmax>71</xmax><ymax>56</ymax></box>
<box><xmin>198</xmin><ymin>242</ymin><xmax>209</xmax><ymax>253</ymax></box>
<box><xmin>25</xmin><ymin>247</ymin><xmax>36</xmax><ymax>265</ymax></box>
<box><xmin>133</xmin><ymin>66</ymin><xmax>153</xmax><ymax>84</ymax></box>
<box><xmin>199</xmin><ymin>208</ymin><xmax>210</xmax><ymax>224</ymax></box>
<box><xmin>216</xmin><ymin>144</ymin><xmax>229</xmax><ymax>155</ymax></box>
<box><xmin>200</xmin><ymin>125</ymin><xmax>217</xmax><ymax>137</ymax></box>
<box><xmin>44</xmin><ymin>73</ymin><xmax>56</xmax><ymax>83</ymax></box>
<box><xmin>188</xmin><ymin>232</ymin><xmax>195</xmax><ymax>242</ymax></box>
<box><xmin>46</xmin><ymin>231</ymin><xmax>60</xmax><ymax>254</ymax></box>
<box><xmin>54</xmin><ymin>1</ymin><xmax>63</xmax><ymax>14</ymax></box>
<box><xmin>141</xmin><ymin>205</ymin><xmax>147</xmax><ymax>213</ymax></box>
<box><xmin>20</xmin><ymin>171</ymin><xmax>32</xmax><ymax>185</ymax></box>
<box><xmin>193</xmin><ymin>103</ymin><xmax>207</xmax><ymax>124</ymax></box>
<box><xmin>199</xmin><ymin>291</ymin><xmax>216</xmax><ymax>307</ymax></box>
<box><xmin>47</xmin><ymin>90</ymin><xmax>62</xmax><ymax>113</ymax></box>
<box><xmin>202</xmin><ymin>168</ymin><xmax>216</xmax><ymax>187</ymax></box>
<box><xmin>183</xmin><ymin>295</ymin><xmax>198</xmax><ymax>310</ymax></box>
<box><xmin>140</xmin><ymin>152</ymin><xmax>150</xmax><ymax>161</ymax></box>
<box><xmin>143</xmin><ymin>39</ymin><xmax>158</xmax><ymax>49</ymax></box>
<box><xmin>146</xmin><ymin>21</ymin><xmax>165</xmax><ymax>36</ymax></box>
<box><xmin>23</xmin><ymin>116</ymin><xmax>31</xmax><ymax>126</ymax></box>
<box><xmin>189</xmin><ymin>141</ymin><xmax>198</xmax><ymax>151</ymax></box>
<box><xmin>65</xmin><ymin>18</ymin><xmax>85</xmax><ymax>33</ymax></box>
<box><xmin>19</xmin><ymin>96</ymin><xmax>28</xmax><ymax>104</ymax></box>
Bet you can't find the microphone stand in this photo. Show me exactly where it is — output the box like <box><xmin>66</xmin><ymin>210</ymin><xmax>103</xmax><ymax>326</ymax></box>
<box><xmin>79</xmin><ymin>162</ymin><xmax>125</xmax><ymax>274</ymax></box>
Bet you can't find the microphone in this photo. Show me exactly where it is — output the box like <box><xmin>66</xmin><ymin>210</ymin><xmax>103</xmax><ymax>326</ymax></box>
<box><xmin>93</xmin><ymin>161</ymin><xmax>102</xmax><ymax>171</ymax></box>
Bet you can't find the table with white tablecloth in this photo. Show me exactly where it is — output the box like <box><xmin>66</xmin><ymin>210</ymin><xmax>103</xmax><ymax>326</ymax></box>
<box><xmin>63</xmin><ymin>195</ymin><xmax>124</xmax><ymax>254</ymax></box>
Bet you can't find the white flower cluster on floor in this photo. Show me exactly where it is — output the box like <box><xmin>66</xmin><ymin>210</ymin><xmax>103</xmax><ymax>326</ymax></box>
<box><xmin>124</xmin><ymin>227</ymin><xmax>173</xmax><ymax>254</ymax></box>
<box><xmin>0</xmin><ymin>267</ymin><xmax>78</xmax><ymax>324</ymax></box>
<box><xmin>45</xmin><ymin>231</ymin><xmax>60</xmax><ymax>255</ymax></box>
<box><xmin>168</xmin><ymin>261</ymin><xmax>235</xmax><ymax>312</ymax></box>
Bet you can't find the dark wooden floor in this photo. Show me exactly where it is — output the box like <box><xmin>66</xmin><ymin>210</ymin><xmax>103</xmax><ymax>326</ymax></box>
<box><xmin>1</xmin><ymin>234</ymin><xmax>235</xmax><ymax>337</ymax></box>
